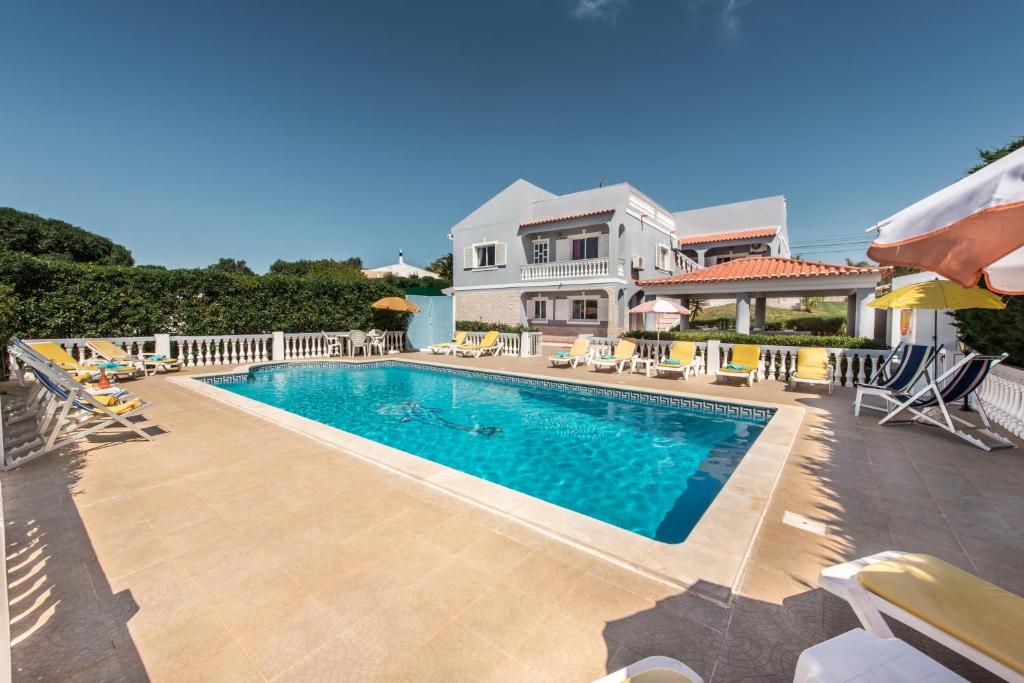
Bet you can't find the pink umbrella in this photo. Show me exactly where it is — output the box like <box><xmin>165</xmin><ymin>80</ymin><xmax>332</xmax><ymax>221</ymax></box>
<box><xmin>629</xmin><ymin>299</ymin><xmax>691</xmax><ymax>342</ymax></box>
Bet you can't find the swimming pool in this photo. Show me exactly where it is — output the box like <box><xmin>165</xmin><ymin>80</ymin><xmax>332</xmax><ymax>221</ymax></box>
<box><xmin>205</xmin><ymin>361</ymin><xmax>773</xmax><ymax>544</ymax></box>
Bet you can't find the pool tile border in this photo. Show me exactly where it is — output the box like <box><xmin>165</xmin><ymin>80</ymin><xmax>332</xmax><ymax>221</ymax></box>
<box><xmin>172</xmin><ymin>358</ymin><xmax>803</xmax><ymax>604</ymax></box>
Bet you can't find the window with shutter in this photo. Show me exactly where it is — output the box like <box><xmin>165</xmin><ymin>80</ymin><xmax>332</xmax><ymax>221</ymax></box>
<box><xmin>494</xmin><ymin>242</ymin><xmax>507</xmax><ymax>267</ymax></box>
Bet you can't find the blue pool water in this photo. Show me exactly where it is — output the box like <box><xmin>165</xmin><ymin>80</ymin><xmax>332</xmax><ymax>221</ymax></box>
<box><xmin>209</xmin><ymin>362</ymin><xmax>772</xmax><ymax>543</ymax></box>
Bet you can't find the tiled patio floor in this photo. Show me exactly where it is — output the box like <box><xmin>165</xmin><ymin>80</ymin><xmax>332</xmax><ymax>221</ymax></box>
<box><xmin>3</xmin><ymin>353</ymin><xmax>1023</xmax><ymax>681</ymax></box>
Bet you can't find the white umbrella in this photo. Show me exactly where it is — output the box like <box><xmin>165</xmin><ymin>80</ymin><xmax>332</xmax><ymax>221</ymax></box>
<box><xmin>629</xmin><ymin>299</ymin><xmax>691</xmax><ymax>343</ymax></box>
<box><xmin>867</xmin><ymin>146</ymin><xmax>1024</xmax><ymax>294</ymax></box>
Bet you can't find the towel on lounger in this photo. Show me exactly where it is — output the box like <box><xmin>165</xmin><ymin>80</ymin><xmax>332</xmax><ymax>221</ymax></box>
<box><xmin>554</xmin><ymin>351</ymin><xmax>570</xmax><ymax>358</ymax></box>
<box><xmin>662</xmin><ymin>359</ymin><xmax>682</xmax><ymax>365</ymax></box>
<box><xmin>600</xmin><ymin>354</ymin><xmax>615</xmax><ymax>360</ymax></box>
<box><xmin>726</xmin><ymin>363</ymin><xmax>747</xmax><ymax>371</ymax></box>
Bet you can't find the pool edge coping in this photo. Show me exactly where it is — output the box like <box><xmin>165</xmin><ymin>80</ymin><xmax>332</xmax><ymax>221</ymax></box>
<box><xmin>169</xmin><ymin>358</ymin><xmax>804</xmax><ymax>605</ymax></box>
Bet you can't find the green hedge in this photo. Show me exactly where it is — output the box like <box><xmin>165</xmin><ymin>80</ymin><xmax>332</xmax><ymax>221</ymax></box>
<box><xmin>625</xmin><ymin>330</ymin><xmax>889</xmax><ymax>350</ymax></box>
<box><xmin>456</xmin><ymin>320</ymin><xmax>538</xmax><ymax>333</ymax></box>
<box><xmin>0</xmin><ymin>251</ymin><xmax>408</xmax><ymax>338</ymax></box>
<box><xmin>692</xmin><ymin>315</ymin><xmax>845</xmax><ymax>334</ymax></box>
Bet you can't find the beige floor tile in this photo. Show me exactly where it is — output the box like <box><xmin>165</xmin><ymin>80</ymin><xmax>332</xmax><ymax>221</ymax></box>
<box><xmin>374</xmin><ymin>620</ymin><xmax>514</xmax><ymax>683</ymax></box>
<box><xmin>234</xmin><ymin>594</ymin><xmax>347</xmax><ymax>679</ymax></box>
<box><xmin>458</xmin><ymin>581</ymin><xmax>552</xmax><ymax>653</ymax></box>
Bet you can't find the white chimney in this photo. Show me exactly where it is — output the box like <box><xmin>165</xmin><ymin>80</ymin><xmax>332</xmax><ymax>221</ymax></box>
<box><xmin>399</xmin><ymin>250</ymin><xmax>404</xmax><ymax>265</ymax></box>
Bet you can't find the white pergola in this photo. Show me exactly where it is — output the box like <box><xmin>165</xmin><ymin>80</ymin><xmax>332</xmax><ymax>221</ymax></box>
<box><xmin>639</xmin><ymin>259</ymin><xmax>890</xmax><ymax>338</ymax></box>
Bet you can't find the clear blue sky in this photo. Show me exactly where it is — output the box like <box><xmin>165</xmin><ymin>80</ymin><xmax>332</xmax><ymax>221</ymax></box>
<box><xmin>2</xmin><ymin>1</ymin><xmax>1022</xmax><ymax>272</ymax></box>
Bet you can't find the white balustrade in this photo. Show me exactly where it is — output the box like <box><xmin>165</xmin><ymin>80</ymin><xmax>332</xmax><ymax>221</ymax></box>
<box><xmin>174</xmin><ymin>335</ymin><xmax>272</xmax><ymax>367</ymax></box>
<box><xmin>627</xmin><ymin>187</ymin><xmax>676</xmax><ymax>231</ymax></box>
<box><xmin>520</xmin><ymin>258</ymin><xmax>609</xmax><ymax>281</ymax></box>
<box><xmin>977</xmin><ymin>363</ymin><xmax>1024</xmax><ymax>438</ymax></box>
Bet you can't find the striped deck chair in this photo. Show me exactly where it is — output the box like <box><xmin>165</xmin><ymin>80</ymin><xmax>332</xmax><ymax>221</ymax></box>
<box><xmin>854</xmin><ymin>343</ymin><xmax>938</xmax><ymax>416</ymax></box>
<box><xmin>878</xmin><ymin>352</ymin><xmax>1014</xmax><ymax>451</ymax></box>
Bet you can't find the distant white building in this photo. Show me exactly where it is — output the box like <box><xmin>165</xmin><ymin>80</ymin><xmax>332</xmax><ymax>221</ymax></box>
<box><xmin>362</xmin><ymin>251</ymin><xmax>438</xmax><ymax>279</ymax></box>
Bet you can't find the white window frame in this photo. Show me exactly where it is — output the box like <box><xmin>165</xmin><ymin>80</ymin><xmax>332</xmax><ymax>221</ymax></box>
<box><xmin>656</xmin><ymin>244</ymin><xmax>672</xmax><ymax>272</ymax></box>
<box><xmin>532</xmin><ymin>239</ymin><xmax>549</xmax><ymax>264</ymax></box>
<box><xmin>529</xmin><ymin>296</ymin><xmax>550</xmax><ymax>322</ymax></box>
<box><xmin>472</xmin><ymin>241</ymin><xmax>498</xmax><ymax>270</ymax></box>
<box><xmin>568</xmin><ymin>296</ymin><xmax>600</xmax><ymax>324</ymax></box>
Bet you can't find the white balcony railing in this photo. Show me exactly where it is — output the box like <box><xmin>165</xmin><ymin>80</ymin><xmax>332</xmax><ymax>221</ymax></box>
<box><xmin>520</xmin><ymin>258</ymin><xmax>609</xmax><ymax>281</ymax></box>
<box><xmin>628</xmin><ymin>187</ymin><xmax>676</xmax><ymax>231</ymax></box>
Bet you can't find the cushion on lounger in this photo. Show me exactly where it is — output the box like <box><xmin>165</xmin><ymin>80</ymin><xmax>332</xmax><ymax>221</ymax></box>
<box><xmin>858</xmin><ymin>553</ymin><xmax>1024</xmax><ymax>675</ymax></box>
<box><xmin>626</xmin><ymin>669</ymin><xmax>699</xmax><ymax>683</ymax></box>
<box><xmin>794</xmin><ymin>348</ymin><xmax>830</xmax><ymax>380</ymax></box>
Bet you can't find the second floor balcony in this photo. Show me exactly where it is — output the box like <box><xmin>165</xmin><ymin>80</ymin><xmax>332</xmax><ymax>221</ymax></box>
<box><xmin>521</xmin><ymin>257</ymin><xmax>625</xmax><ymax>281</ymax></box>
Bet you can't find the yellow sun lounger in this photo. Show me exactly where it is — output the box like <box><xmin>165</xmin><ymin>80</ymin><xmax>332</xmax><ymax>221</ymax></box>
<box><xmin>29</xmin><ymin>341</ymin><xmax>138</xmax><ymax>380</ymax></box>
<box><xmin>87</xmin><ymin>339</ymin><xmax>182</xmax><ymax>375</ymax></box>
<box><xmin>653</xmin><ymin>341</ymin><xmax>699</xmax><ymax>379</ymax></box>
<box><xmin>428</xmin><ymin>331</ymin><xmax>467</xmax><ymax>355</ymax></box>
<box><xmin>820</xmin><ymin>552</ymin><xmax>1024</xmax><ymax>682</ymax></box>
<box><xmin>455</xmin><ymin>330</ymin><xmax>502</xmax><ymax>358</ymax></box>
<box><xmin>590</xmin><ymin>339</ymin><xmax>637</xmax><ymax>374</ymax></box>
<box><xmin>549</xmin><ymin>337</ymin><xmax>590</xmax><ymax>368</ymax></box>
<box><xmin>789</xmin><ymin>347</ymin><xmax>833</xmax><ymax>394</ymax></box>
<box><xmin>715</xmin><ymin>344</ymin><xmax>760</xmax><ymax>386</ymax></box>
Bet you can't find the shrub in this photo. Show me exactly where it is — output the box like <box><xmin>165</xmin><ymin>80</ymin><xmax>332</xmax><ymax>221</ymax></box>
<box><xmin>0</xmin><ymin>251</ymin><xmax>407</xmax><ymax>338</ymax></box>
<box><xmin>625</xmin><ymin>329</ymin><xmax>890</xmax><ymax>350</ymax></box>
<box><xmin>953</xmin><ymin>294</ymin><xmax>1024</xmax><ymax>367</ymax></box>
<box><xmin>456</xmin><ymin>320</ymin><xmax>538</xmax><ymax>333</ymax></box>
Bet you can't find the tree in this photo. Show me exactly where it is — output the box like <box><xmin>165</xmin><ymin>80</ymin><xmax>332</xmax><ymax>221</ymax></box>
<box><xmin>428</xmin><ymin>253</ymin><xmax>453</xmax><ymax>281</ymax></box>
<box><xmin>0</xmin><ymin>207</ymin><xmax>134</xmax><ymax>266</ymax></box>
<box><xmin>207</xmin><ymin>258</ymin><xmax>255</xmax><ymax>276</ymax></box>
<box><xmin>799</xmin><ymin>296</ymin><xmax>824</xmax><ymax>313</ymax></box>
<box><xmin>268</xmin><ymin>258</ymin><xmax>364</xmax><ymax>279</ymax></box>
<box><xmin>967</xmin><ymin>135</ymin><xmax>1024</xmax><ymax>175</ymax></box>
<box><xmin>687</xmin><ymin>298</ymin><xmax>708</xmax><ymax>321</ymax></box>
<box><xmin>844</xmin><ymin>257</ymin><xmax>871</xmax><ymax>267</ymax></box>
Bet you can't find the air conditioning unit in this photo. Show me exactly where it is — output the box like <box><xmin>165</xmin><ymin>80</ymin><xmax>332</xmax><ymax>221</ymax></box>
<box><xmin>631</xmin><ymin>255</ymin><xmax>646</xmax><ymax>269</ymax></box>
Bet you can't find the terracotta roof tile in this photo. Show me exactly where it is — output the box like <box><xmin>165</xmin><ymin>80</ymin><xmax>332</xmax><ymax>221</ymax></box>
<box><xmin>678</xmin><ymin>226</ymin><xmax>779</xmax><ymax>246</ymax></box>
<box><xmin>639</xmin><ymin>256</ymin><xmax>890</xmax><ymax>286</ymax></box>
<box><xmin>520</xmin><ymin>209</ymin><xmax>615</xmax><ymax>228</ymax></box>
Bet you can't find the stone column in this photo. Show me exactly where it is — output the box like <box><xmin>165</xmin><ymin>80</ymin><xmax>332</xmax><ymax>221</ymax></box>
<box><xmin>679</xmin><ymin>297</ymin><xmax>690</xmax><ymax>331</ymax></box>
<box><xmin>754</xmin><ymin>297</ymin><xmax>767</xmax><ymax>331</ymax></box>
<box><xmin>696</xmin><ymin>249</ymin><xmax>707</xmax><ymax>267</ymax></box>
<box><xmin>272</xmin><ymin>331</ymin><xmax>285</xmax><ymax>361</ymax></box>
<box><xmin>604</xmin><ymin>287</ymin><xmax>622</xmax><ymax>338</ymax></box>
<box><xmin>855</xmin><ymin>288</ymin><xmax>875</xmax><ymax>338</ymax></box>
<box><xmin>735</xmin><ymin>292</ymin><xmax>751</xmax><ymax>334</ymax></box>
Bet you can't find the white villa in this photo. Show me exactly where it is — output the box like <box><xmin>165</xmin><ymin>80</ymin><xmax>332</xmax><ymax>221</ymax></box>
<box><xmin>450</xmin><ymin>180</ymin><xmax>889</xmax><ymax>340</ymax></box>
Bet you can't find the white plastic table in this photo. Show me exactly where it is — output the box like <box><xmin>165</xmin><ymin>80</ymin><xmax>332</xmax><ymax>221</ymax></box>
<box><xmin>794</xmin><ymin>629</ymin><xmax>968</xmax><ymax>682</ymax></box>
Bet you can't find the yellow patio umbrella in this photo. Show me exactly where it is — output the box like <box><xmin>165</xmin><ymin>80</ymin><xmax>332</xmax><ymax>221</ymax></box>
<box><xmin>869</xmin><ymin>279</ymin><xmax>1005</xmax><ymax>312</ymax></box>
<box><xmin>370</xmin><ymin>296</ymin><xmax>421</xmax><ymax>313</ymax></box>
<box><xmin>869</xmin><ymin>279</ymin><xmax>1004</xmax><ymax>375</ymax></box>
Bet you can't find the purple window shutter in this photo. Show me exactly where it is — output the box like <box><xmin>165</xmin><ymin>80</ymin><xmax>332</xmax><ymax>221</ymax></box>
<box><xmin>572</xmin><ymin>240</ymin><xmax>582</xmax><ymax>260</ymax></box>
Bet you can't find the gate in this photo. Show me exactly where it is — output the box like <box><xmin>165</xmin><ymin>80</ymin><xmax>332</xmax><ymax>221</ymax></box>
<box><xmin>405</xmin><ymin>294</ymin><xmax>453</xmax><ymax>350</ymax></box>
